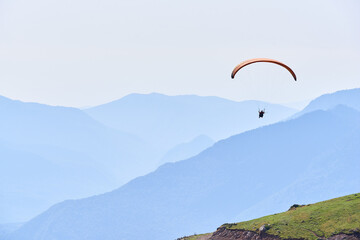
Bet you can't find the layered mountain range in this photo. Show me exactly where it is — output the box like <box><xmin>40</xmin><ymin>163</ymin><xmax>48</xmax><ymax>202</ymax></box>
<box><xmin>0</xmin><ymin>94</ymin><xmax>295</xmax><ymax>224</ymax></box>
<box><xmin>84</xmin><ymin>93</ymin><xmax>296</xmax><ymax>153</ymax></box>
<box><xmin>5</xmin><ymin>88</ymin><xmax>360</xmax><ymax>240</ymax></box>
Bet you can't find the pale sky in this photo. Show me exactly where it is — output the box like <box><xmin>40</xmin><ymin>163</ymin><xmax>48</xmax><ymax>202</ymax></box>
<box><xmin>0</xmin><ymin>0</ymin><xmax>359</xmax><ymax>107</ymax></box>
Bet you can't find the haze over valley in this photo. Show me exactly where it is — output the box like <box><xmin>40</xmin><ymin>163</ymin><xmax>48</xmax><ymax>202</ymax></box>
<box><xmin>2</xmin><ymin>88</ymin><xmax>359</xmax><ymax>240</ymax></box>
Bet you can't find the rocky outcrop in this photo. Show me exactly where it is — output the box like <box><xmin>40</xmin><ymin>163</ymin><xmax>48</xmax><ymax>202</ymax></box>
<box><xmin>208</xmin><ymin>228</ymin><xmax>360</xmax><ymax>240</ymax></box>
<box><xmin>209</xmin><ymin>227</ymin><xmax>281</xmax><ymax>240</ymax></box>
<box><xmin>327</xmin><ymin>232</ymin><xmax>360</xmax><ymax>240</ymax></box>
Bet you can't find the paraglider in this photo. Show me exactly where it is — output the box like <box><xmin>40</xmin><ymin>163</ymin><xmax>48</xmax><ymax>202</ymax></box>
<box><xmin>258</xmin><ymin>109</ymin><xmax>265</xmax><ymax>118</ymax></box>
<box><xmin>231</xmin><ymin>58</ymin><xmax>297</xmax><ymax>81</ymax></box>
<box><xmin>231</xmin><ymin>58</ymin><xmax>297</xmax><ymax>119</ymax></box>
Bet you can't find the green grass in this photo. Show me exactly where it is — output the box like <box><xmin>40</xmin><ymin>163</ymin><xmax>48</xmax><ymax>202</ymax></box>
<box><xmin>222</xmin><ymin>193</ymin><xmax>360</xmax><ymax>240</ymax></box>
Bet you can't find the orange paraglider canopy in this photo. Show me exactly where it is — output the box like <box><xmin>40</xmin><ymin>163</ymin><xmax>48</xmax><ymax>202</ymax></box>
<box><xmin>231</xmin><ymin>58</ymin><xmax>297</xmax><ymax>81</ymax></box>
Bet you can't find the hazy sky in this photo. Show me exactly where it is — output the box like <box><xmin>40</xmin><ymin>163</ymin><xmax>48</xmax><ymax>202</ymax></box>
<box><xmin>1</xmin><ymin>0</ymin><xmax>359</xmax><ymax>107</ymax></box>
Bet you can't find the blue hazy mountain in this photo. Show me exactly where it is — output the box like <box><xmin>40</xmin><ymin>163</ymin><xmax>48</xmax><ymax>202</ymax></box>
<box><xmin>0</xmin><ymin>223</ymin><xmax>22</xmax><ymax>240</ymax></box>
<box><xmin>0</xmin><ymin>94</ymin><xmax>295</xmax><ymax>225</ymax></box>
<box><xmin>158</xmin><ymin>135</ymin><xmax>214</xmax><ymax>165</ymax></box>
<box><xmin>234</xmin><ymin>105</ymin><xmax>360</xmax><ymax>222</ymax></box>
<box><xmin>84</xmin><ymin>93</ymin><xmax>297</xmax><ymax>154</ymax></box>
<box><xmin>292</xmin><ymin>88</ymin><xmax>360</xmax><ymax>118</ymax></box>
<box><xmin>0</xmin><ymin>96</ymin><xmax>157</xmax><ymax>223</ymax></box>
<box><xmin>8</xmin><ymin>104</ymin><xmax>359</xmax><ymax>240</ymax></box>
<box><xmin>0</xmin><ymin>141</ymin><xmax>112</xmax><ymax>224</ymax></box>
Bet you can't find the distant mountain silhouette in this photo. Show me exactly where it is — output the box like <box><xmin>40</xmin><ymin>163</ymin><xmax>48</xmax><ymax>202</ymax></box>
<box><xmin>9</xmin><ymin>104</ymin><xmax>359</xmax><ymax>240</ymax></box>
<box><xmin>0</xmin><ymin>94</ymin><xmax>296</xmax><ymax>225</ymax></box>
<box><xmin>234</xmin><ymin>105</ymin><xmax>360</xmax><ymax>222</ymax></box>
<box><xmin>0</xmin><ymin>96</ymin><xmax>157</xmax><ymax>223</ymax></box>
<box><xmin>84</xmin><ymin>93</ymin><xmax>297</xmax><ymax>155</ymax></box>
<box><xmin>158</xmin><ymin>135</ymin><xmax>215</xmax><ymax>165</ymax></box>
<box><xmin>0</xmin><ymin>223</ymin><xmax>22</xmax><ymax>239</ymax></box>
<box><xmin>292</xmin><ymin>88</ymin><xmax>360</xmax><ymax>118</ymax></box>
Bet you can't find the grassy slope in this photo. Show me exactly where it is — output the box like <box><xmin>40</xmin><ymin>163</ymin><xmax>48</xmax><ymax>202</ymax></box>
<box><xmin>223</xmin><ymin>193</ymin><xmax>360</xmax><ymax>239</ymax></box>
<box><xmin>181</xmin><ymin>193</ymin><xmax>360</xmax><ymax>240</ymax></box>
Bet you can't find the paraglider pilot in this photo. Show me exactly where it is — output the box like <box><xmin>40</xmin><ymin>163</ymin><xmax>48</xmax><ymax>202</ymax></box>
<box><xmin>258</xmin><ymin>109</ymin><xmax>265</xmax><ymax>118</ymax></box>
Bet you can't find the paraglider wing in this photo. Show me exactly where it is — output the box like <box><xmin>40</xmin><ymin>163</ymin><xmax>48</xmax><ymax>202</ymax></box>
<box><xmin>231</xmin><ymin>58</ymin><xmax>297</xmax><ymax>81</ymax></box>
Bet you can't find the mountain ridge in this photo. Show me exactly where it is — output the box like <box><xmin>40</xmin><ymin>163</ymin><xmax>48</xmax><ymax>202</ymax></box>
<box><xmin>84</xmin><ymin>92</ymin><xmax>297</xmax><ymax>153</ymax></box>
<box><xmin>0</xmin><ymin>95</ymin><xmax>157</xmax><ymax>224</ymax></box>
<box><xmin>291</xmin><ymin>88</ymin><xmax>360</xmax><ymax>119</ymax></box>
<box><xmin>8</xmin><ymin>104</ymin><xmax>360</xmax><ymax>240</ymax></box>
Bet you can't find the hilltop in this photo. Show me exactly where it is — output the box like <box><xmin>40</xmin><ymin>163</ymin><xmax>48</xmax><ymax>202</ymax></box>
<box><xmin>180</xmin><ymin>193</ymin><xmax>360</xmax><ymax>240</ymax></box>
